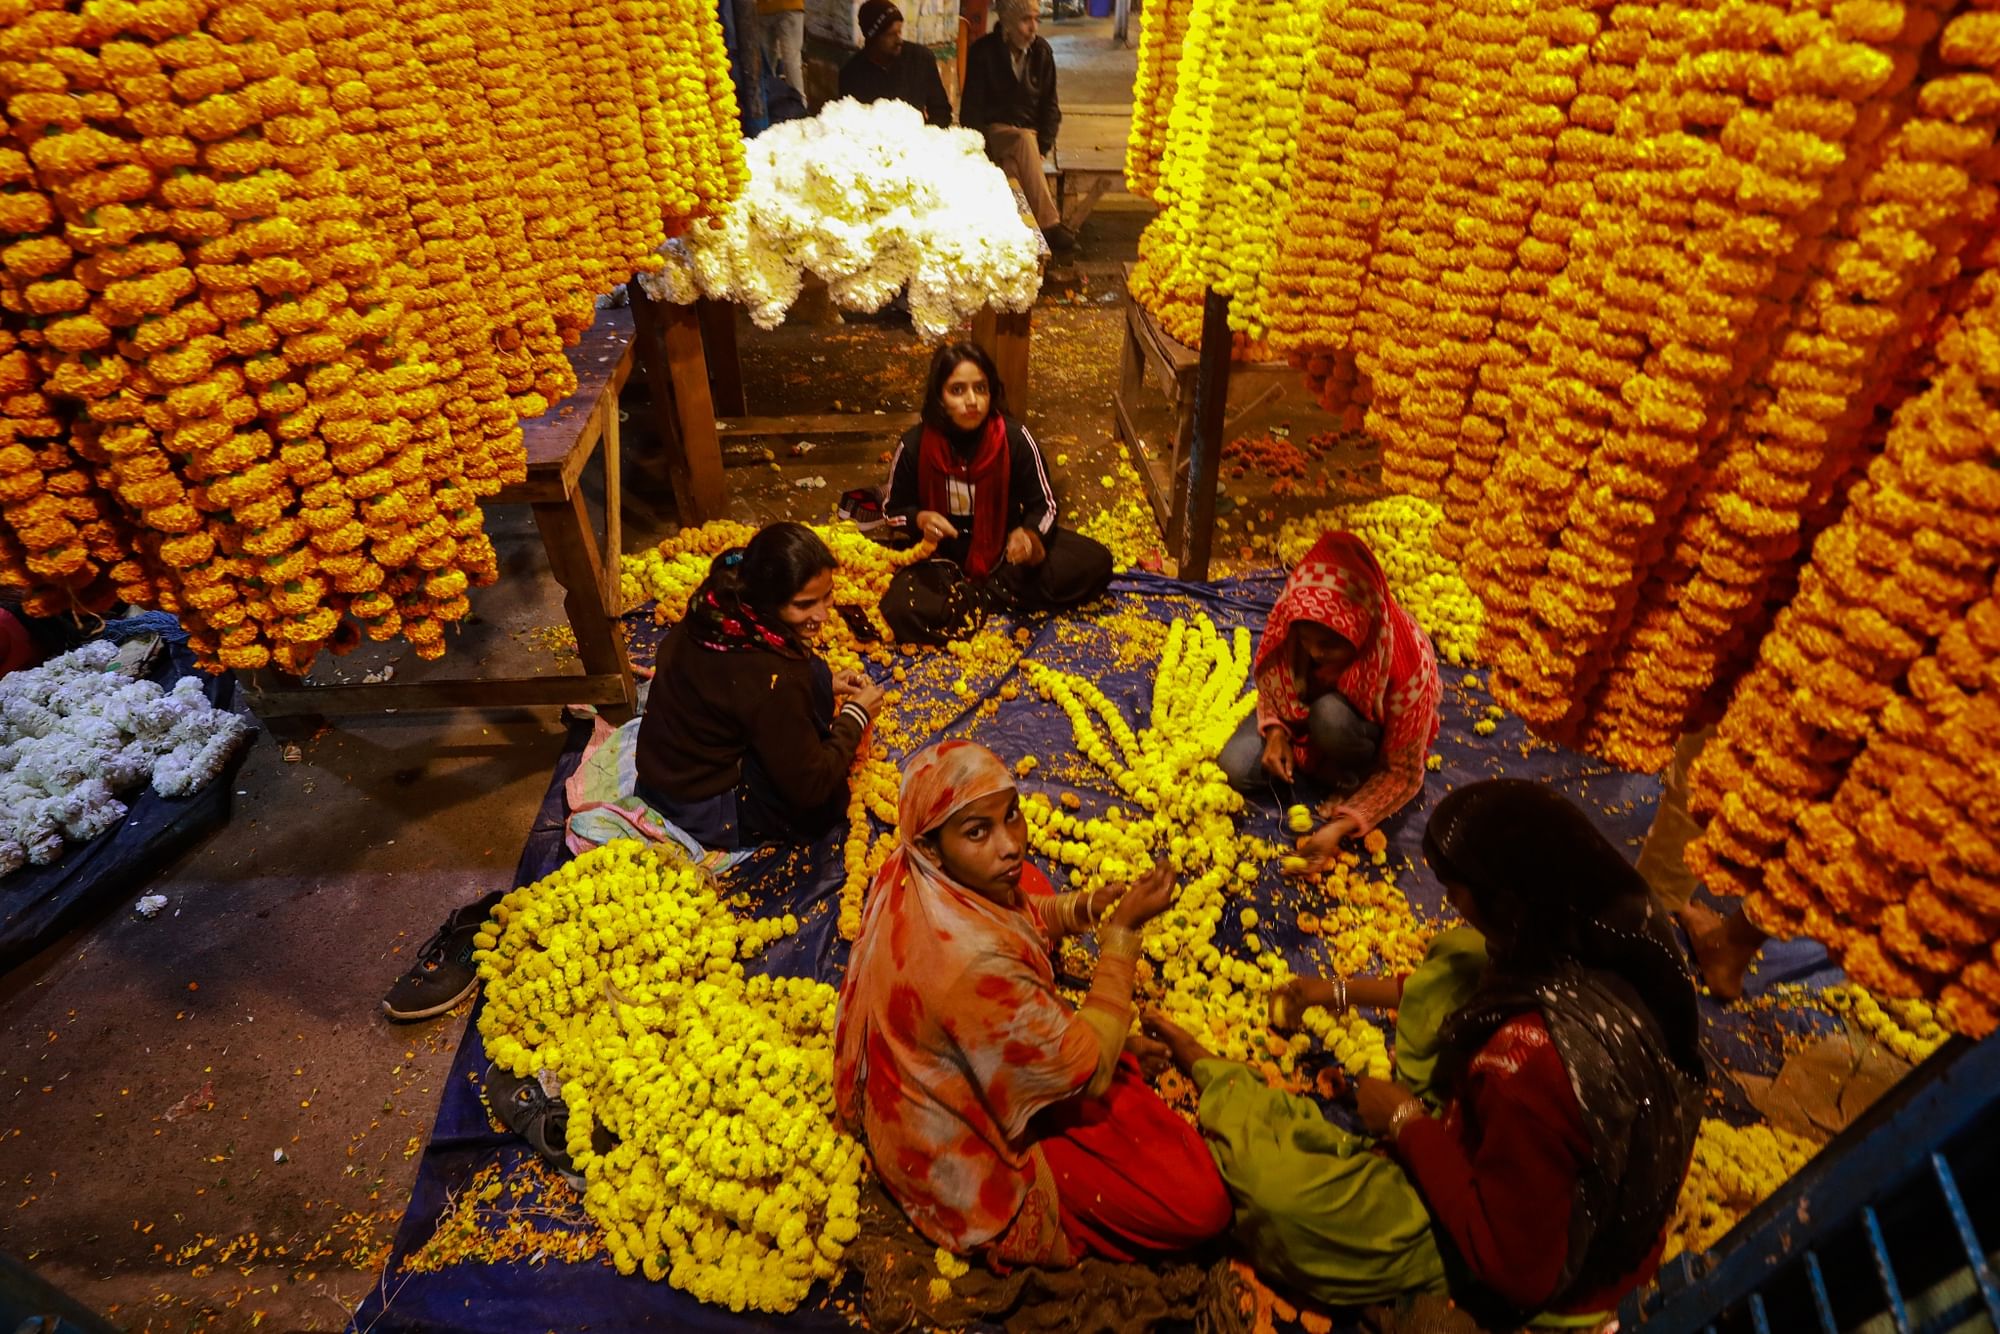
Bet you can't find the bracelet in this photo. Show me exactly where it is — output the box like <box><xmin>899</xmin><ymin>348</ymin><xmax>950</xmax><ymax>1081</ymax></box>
<box><xmin>1334</xmin><ymin>974</ymin><xmax>1349</xmax><ymax>1015</ymax></box>
<box><xmin>1388</xmin><ymin>1098</ymin><xmax>1427</xmax><ymax>1142</ymax></box>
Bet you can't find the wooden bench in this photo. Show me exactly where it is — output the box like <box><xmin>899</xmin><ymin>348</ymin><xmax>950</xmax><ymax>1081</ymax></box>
<box><xmin>241</xmin><ymin>308</ymin><xmax>640</xmax><ymax>722</ymax></box>
<box><xmin>1111</xmin><ymin>263</ymin><xmax>1296</xmax><ymax>551</ymax></box>
<box><xmin>1045</xmin><ymin>141</ymin><xmax>1125</xmax><ymax>233</ymax></box>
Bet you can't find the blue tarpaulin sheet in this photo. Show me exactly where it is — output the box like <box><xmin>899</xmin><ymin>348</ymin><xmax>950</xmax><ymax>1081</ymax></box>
<box><xmin>0</xmin><ymin>626</ymin><xmax>248</xmax><ymax>977</ymax></box>
<box><xmin>348</xmin><ymin>572</ymin><xmax>1838</xmax><ymax>1334</ymax></box>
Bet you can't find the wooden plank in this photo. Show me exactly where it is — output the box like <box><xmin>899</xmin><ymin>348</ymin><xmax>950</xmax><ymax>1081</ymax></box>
<box><xmin>520</xmin><ymin>306</ymin><xmax>635</xmax><ymax>474</ymax></box>
<box><xmin>698</xmin><ymin>298</ymin><xmax>746</xmax><ymax>417</ymax></box>
<box><xmin>1176</xmin><ymin>288</ymin><xmax>1233</xmax><ymax>583</ymax></box>
<box><xmin>718</xmin><ymin>412</ymin><xmax>918</xmax><ymax>439</ymax></box>
<box><xmin>1124</xmin><ymin>280</ymin><xmax>1186</xmax><ymax>400</ymax></box>
<box><xmin>1112</xmin><ymin>389</ymin><xmax>1171</xmax><ymax>535</ymax></box>
<box><xmin>536</xmin><ymin>488</ymin><xmax>635</xmax><ymax>722</ymax></box>
<box><xmin>1060</xmin><ymin>172</ymin><xmax>1115</xmax><ymax>232</ymax></box>
<box><xmin>1056</xmin><ymin>151</ymin><xmax>1125</xmax><ymax>175</ymax></box>
<box><xmin>244</xmin><ymin>673</ymin><xmax>634</xmax><ymax>717</ymax></box>
<box><xmin>600</xmin><ymin>380</ymin><xmax>622</xmax><ymax>613</ymax></box>
<box><xmin>971</xmin><ymin>303</ymin><xmax>1034</xmax><ymax>417</ymax></box>
<box><xmin>630</xmin><ymin>284</ymin><xmax>726</xmax><ymax>524</ymax></box>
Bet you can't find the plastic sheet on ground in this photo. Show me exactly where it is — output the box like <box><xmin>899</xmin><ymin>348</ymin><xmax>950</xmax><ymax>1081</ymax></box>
<box><xmin>348</xmin><ymin>573</ymin><xmax>1843</xmax><ymax>1334</ymax></box>
<box><xmin>0</xmin><ymin>629</ymin><xmax>249</xmax><ymax>976</ymax></box>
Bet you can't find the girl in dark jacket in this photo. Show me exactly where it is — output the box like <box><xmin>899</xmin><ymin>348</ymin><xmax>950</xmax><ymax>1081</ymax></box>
<box><xmin>882</xmin><ymin>341</ymin><xmax>1113</xmax><ymax>641</ymax></box>
<box><xmin>635</xmin><ymin>522</ymin><xmax>884</xmax><ymax>851</ymax></box>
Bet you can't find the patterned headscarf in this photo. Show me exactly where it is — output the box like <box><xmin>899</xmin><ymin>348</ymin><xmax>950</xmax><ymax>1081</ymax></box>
<box><xmin>1254</xmin><ymin>530</ymin><xmax>1441</xmax><ymax>745</ymax></box>
<box><xmin>681</xmin><ymin>549</ymin><xmax>805</xmax><ymax>658</ymax></box>
<box><xmin>832</xmin><ymin>741</ymin><xmax>1093</xmax><ymax>1259</ymax></box>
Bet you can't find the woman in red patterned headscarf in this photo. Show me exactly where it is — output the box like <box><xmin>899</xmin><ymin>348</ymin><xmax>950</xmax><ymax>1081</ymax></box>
<box><xmin>1216</xmin><ymin>531</ymin><xmax>1442</xmax><ymax>872</ymax></box>
<box><xmin>833</xmin><ymin>740</ymin><xmax>1231</xmax><ymax>1266</ymax></box>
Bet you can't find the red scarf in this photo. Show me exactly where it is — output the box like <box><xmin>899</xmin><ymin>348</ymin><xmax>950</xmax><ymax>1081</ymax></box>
<box><xmin>919</xmin><ymin>414</ymin><xmax>1011</xmax><ymax>580</ymax></box>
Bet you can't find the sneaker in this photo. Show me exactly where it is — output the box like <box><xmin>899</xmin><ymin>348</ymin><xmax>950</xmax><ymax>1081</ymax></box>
<box><xmin>484</xmin><ymin>1064</ymin><xmax>585</xmax><ymax>1189</ymax></box>
<box><xmin>483</xmin><ymin>1065</ymin><xmax>622</xmax><ymax>1188</ymax></box>
<box><xmin>382</xmin><ymin>911</ymin><xmax>484</xmax><ymax>1022</ymax></box>
<box><xmin>1043</xmin><ymin>223</ymin><xmax>1078</xmax><ymax>253</ymax></box>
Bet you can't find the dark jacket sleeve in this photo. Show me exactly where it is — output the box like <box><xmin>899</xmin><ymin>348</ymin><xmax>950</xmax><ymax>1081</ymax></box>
<box><xmin>838</xmin><ymin>53</ymin><xmax>864</xmax><ymax>101</ymax></box>
<box><xmin>959</xmin><ymin>35</ymin><xmax>993</xmax><ymax>134</ymax></box>
<box><xmin>885</xmin><ymin>424</ymin><xmax>924</xmax><ymax>528</ymax></box>
<box><xmin>745</xmin><ymin>660</ymin><xmax>864</xmax><ymax>814</ymax></box>
<box><xmin>1005</xmin><ymin>416</ymin><xmax>1057</xmax><ymax>536</ymax></box>
<box><xmin>919</xmin><ymin>49</ymin><xmax>953</xmax><ymax>127</ymax></box>
<box><xmin>1033</xmin><ymin>38</ymin><xmax>1060</xmax><ymax>150</ymax></box>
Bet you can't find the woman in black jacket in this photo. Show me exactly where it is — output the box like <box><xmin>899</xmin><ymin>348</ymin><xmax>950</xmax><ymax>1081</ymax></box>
<box><xmin>881</xmin><ymin>341</ymin><xmax>1113</xmax><ymax>642</ymax></box>
<box><xmin>635</xmin><ymin>522</ymin><xmax>884</xmax><ymax>851</ymax></box>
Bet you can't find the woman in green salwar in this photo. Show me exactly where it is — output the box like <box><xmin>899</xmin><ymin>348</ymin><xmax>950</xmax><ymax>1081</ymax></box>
<box><xmin>1144</xmin><ymin>781</ymin><xmax>1706</xmax><ymax>1329</ymax></box>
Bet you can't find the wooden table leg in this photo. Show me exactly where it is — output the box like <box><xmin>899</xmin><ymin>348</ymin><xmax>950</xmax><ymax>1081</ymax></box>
<box><xmin>1176</xmin><ymin>288</ymin><xmax>1233</xmax><ymax>583</ymax></box>
<box><xmin>598</xmin><ymin>397</ymin><xmax>622</xmax><ymax>612</ymax></box>
<box><xmin>630</xmin><ymin>284</ymin><xmax>725</xmax><ymax>524</ymax></box>
<box><xmin>535</xmin><ymin>488</ymin><xmax>636</xmax><ymax>722</ymax></box>
<box><xmin>1061</xmin><ymin>174</ymin><xmax>1113</xmax><ymax>233</ymax></box>
<box><xmin>697</xmin><ymin>298</ymin><xmax>746</xmax><ymax>417</ymax></box>
<box><xmin>974</xmin><ymin>304</ymin><xmax>1034</xmax><ymax>417</ymax></box>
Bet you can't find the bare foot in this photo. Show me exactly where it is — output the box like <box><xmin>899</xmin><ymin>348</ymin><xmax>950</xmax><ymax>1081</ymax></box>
<box><xmin>1674</xmin><ymin>902</ymin><xmax>1766</xmax><ymax>1002</ymax></box>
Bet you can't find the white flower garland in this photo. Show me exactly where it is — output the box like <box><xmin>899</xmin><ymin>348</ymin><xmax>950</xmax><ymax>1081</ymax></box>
<box><xmin>0</xmin><ymin>641</ymin><xmax>252</xmax><ymax>877</ymax></box>
<box><xmin>639</xmin><ymin>98</ymin><xmax>1043</xmax><ymax>339</ymax></box>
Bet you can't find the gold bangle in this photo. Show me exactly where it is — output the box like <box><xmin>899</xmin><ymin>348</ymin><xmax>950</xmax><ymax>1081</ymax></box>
<box><xmin>1388</xmin><ymin>1099</ymin><xmax>1427</xmax><ymax>1142</ymax></box>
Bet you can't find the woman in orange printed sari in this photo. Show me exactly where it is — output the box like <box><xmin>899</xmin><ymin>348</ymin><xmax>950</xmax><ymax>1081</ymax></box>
<box><xmin>833</xmin><ymin>740</ymin><xmax>1231</xmax><ymax>1265</ymax></box>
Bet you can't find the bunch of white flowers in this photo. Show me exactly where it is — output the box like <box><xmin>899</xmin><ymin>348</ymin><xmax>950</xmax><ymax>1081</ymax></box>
<box><xmin>639</xmin><ymin>98</ymin><xmax>1042</xmax><ymax>339</ymax></box>
<box><xmin>0</xmin><ymin>642</ymin><xmax>252</xmax><ymax>876</ymax></box>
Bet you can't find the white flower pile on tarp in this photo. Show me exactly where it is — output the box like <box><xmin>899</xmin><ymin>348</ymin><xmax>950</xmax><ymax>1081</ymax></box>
<box><xmin>0</xmin><ymin>641</ymin><xmax>252</xmax><ymax>876</ymax></box>
<box><xmin>639</xmin><ymin>98</ymin><xmax>1043</xmax><ymax>338</ymax></box>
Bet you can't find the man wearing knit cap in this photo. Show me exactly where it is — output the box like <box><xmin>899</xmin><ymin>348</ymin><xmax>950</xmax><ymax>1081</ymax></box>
<box><xmin>961</xmin><ymin>0</ymin><xmax>1073</xmax><ymax>251</ymax></box>
<box><xmin>838</xmin><ymin>0</ymin><xmax>953</xmax><ymax>127</ymax></box>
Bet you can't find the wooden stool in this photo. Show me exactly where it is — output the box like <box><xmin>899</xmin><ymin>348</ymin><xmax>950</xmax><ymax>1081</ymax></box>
<box><xmin>242</xmin><ymin>308</ymin><xmax>640</xmax><ymax>722</ymax></box>
<box><xmin>1111</xmin><ymin>262</ymin><xmax>1294</xmax><ymax>552</ymax></box>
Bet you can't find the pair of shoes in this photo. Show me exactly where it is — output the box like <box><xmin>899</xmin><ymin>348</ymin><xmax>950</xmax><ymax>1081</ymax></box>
<box><xmin>381</xmin><ymin>906</ymin><xmax>486</xmax><ymax>1022</ymax></box>
<box><xmin>1042</xmin><ymin>223</ymin><xmax>1078</xmax><ymax>253</ymax></box>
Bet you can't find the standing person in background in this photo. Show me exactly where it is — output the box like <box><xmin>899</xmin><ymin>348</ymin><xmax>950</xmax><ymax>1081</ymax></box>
<box><xmin>757</xmin><ymin>0</ymin><xmax>806</xmax><ymax>99</ymax></box>
<box><xmin>960</xmin><ymin>0</ymin><xmax>1073</xmax><ymax>251</ymax></box>
<box><xmin>839</xmin><ymin>0</ymin><xmax>953</xmax><ymax>127</ymax></box>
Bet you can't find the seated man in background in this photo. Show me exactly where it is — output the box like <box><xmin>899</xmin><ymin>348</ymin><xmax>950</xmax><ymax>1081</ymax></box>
<box><xmin>960</xmin><ymin>0</ymin><xmax>1073</xmax><ymax>251</ymax></box>
<box><xmin>839</xmin><ymin>0</ymin><xmax>953</xmax><ymax>127</ymax></box>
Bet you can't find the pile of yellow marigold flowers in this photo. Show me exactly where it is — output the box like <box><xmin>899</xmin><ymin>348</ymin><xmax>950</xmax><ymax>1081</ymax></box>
<box><xmin>1668</xmin><ymin>1119</ymin><xmax>1820</xmax><ymax>1260</ymax></box>
<box><xmin>1278</xmin><ymin>498</ymin><xmax>1483</xmax><ymax>667</ymax></box>
<box><xmin>621</xmin><ymin>519</ymin><xmax>936</xmax><ymax>682</ymax></box>
<box><xmin>0</xmin><ymin>0</ymin><xmax>743</xmax><ymax>674</ymax></box>
<box><xmin>474</xmin><ymin>840</ymin><xmax>863</xmax><ymax>1313</ymax></box>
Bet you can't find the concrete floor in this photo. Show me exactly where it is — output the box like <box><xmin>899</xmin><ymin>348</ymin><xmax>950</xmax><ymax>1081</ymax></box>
<box><xmin>0</xmin><ymin>25</ymin><xmax>1368</xmax><ymax>1329</ymax></box>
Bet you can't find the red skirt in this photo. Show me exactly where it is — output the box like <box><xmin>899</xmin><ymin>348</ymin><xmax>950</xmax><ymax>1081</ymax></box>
<box><xmin>1034</xmin><ymin>1054</ymin><xmax>1234</xmax><ymax>1262</ymax></box>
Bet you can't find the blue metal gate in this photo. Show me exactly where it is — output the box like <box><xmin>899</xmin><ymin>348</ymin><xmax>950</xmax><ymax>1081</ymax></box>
<box><xmin>1621</xmin><ymin>1033</ymin><xmax>2000</xmax><ymax>1334</ymax></box>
